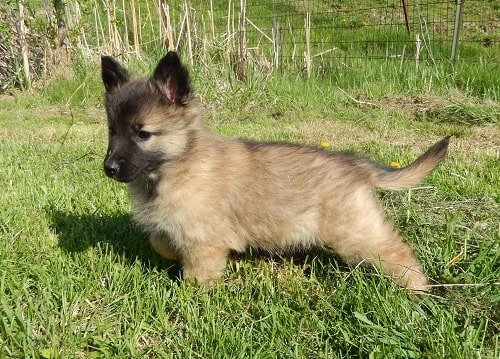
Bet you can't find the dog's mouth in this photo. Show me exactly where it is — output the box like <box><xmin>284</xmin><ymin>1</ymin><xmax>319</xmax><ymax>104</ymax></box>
<box><xmin>104</xmin><ymin>159</ymin><xmax>162</xmax><ymax>183</ymax></box>
<box><xmin>104</xmin><ymin>148</ymin><xmax>166</xmax><ymax>183</ymax></box>
<box><xmin>106</xmin><ymin>167</ymin><xmax>154</xmax><ymax>183</ymax></box>
<box><xmin>109</xmin><ymin>174</ymin><xmax>138</xmax><ymax>183</ymax></box>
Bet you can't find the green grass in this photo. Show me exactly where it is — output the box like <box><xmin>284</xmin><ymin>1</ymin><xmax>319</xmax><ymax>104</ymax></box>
<box><xmin>0</xmin><ymin>61</ymin><xmax>499</xmax><ymax>358</ymax></box>
<box><xmin>1</xmin><ymin>1</ymin><xmax>499</xmax><ymax>357</ymax></box>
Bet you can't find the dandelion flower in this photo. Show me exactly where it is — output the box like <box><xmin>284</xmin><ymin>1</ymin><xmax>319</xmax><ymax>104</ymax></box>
<box><xmin>390</xmin><ymin>161</ymin><xmax>401</xmax><ymax>168</ymax></box>
<box><xmin>320</xmin><ymin>141</ymin><xmax>330</xmax><ymax>149</ymax></box>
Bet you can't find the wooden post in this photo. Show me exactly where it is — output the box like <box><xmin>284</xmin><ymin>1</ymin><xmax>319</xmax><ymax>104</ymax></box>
<box><xmin>401</xmin><ymin>0</ymin><xmax>411</xmax><ymax>34</ymax></box>
<box><xmin>53</xmin><ymin>0</ymin><xmax>70</xmax><ymax>66</ymax></box>
<box><xmin>184</xmin><ymin>0</ymin><xmax>193</xmax><ymax>66</ymax></box>
<box><xmin>122</xmin><ymin>0</ymin><xmax>129</xmax><ymax>49</ymax></box>
<box><xmin>305</xmin><ymin>12</ymin><xmax>311</xmax><ymax>78</ymax></box>
<box><xmin>17</xmin><ymin>2</ymin><xmax>30</xmax><ymax>86</ymax></box>
<box><xmin>53</xmin><ymin>0</ymin><xmax>67</xmax><ymax>48</ymax></box>
<box><xmin>130</xmin><ymin>0</ymin><xmax>140</xmax><ymax>55</ymax></box>
<box><xmin>236</xmin><ymin>0</ymin><xmax>247</xmax><ymax>80</ymax></box>
<box><xmin>451</xmin><ymin>0</ymin><xmax>464</xmax><ymax>63</ymax></box>
<box><xmin>272</xmin><ymin>17</ymin><xmax>278</xmax><ymax>70</ymax></box>
<box><xmin>160</xmin><ymin>0</ymin><xmax>174</xmax><ymax>50</ymax></box>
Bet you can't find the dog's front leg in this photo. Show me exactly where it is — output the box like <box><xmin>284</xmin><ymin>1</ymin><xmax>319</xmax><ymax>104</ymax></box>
<box><xmin>181</xmin><ymin>244</ymin><xmax>229</xmax><ymax>286</ymax></box>
<box><xmin>149</xmin><ymin>232</ymin><xmax>179</xmax><ymax>260</ymax></box>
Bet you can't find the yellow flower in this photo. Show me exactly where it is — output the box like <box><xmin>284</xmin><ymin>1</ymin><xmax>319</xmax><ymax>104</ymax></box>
<box><xmin>390</xmin><ymin>161</ymin><xmax>401</xmax><ymax>168</ymax></box>
<box><xmin>320</xmin><ymin>141</ymin><xmax>330</xmax><ymax>149</ymax></box>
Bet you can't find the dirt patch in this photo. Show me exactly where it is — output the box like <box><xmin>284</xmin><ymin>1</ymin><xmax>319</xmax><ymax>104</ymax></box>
<box><xmin>378</xmin><ymin>93</ymin><xmax>482</xmax><ymax>115</ymax></box>
<box><xmin>376</xmin><ymin>94</ymin><xmax>456</xmax><ymax>116</ymax></box>
<box><xmin>287</xmin><ymin>118</ymin><xmax>498</xmax><ymax>158</ymax></box>
<box><xmin>363</xmin><ymin>93</ymin><xmax>499</xmax><ymax>126</ymax></box>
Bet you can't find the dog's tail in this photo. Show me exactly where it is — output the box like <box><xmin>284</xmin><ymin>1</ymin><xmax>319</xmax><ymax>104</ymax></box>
<box><xmin>372</xmin><ymin>137</ymin><xmax>450</xmax><ymax>190</ymax></box>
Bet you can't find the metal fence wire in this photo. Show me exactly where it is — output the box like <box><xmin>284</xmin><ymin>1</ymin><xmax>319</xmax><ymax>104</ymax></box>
<box><xmin>1</xmin><ymin>0</ymin><xmax>498</xmax><ymax>90</ymax></box>
<box><xmin>175</xmin><ymin>0</ymin><xmax>498</xmax><ymax>74</ymax></box>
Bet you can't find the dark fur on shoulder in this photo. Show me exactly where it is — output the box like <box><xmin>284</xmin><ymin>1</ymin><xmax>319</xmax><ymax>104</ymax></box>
<box><xmin>101</xmin><ymin>52</ymin><xmax>449</xmax><ymax>293</ymax></box>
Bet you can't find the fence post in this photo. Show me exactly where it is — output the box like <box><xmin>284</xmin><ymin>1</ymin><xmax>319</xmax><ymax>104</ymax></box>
<box><xmin>305</xmin><ymin>12</ymin><xmax>311</xmax><ymax>78</ymax></box>
<box><xmin>130</xmin><ymin>0</ymin><xmax>140</xmax><ymax>55</ymax></box>
<box><xmin>451</xmin><ymin>0</ymin><xmax>464</xmax><ymax>63</ymax></box>
<box><xmin>401</xmin><ymin>0</ymin><xmax>411</xmax><ymax>34</ymax></box>
<box><xmin>160</xmin><ymin>0</ymin><xmax>174</xmax><ymax>50</ymax></box>
<box><xmin>17</xmin><ymin>2</ymin><xmax>30</xmax><ymax>86</ymax></box>
<box><xmin>236</xmin><ymin>0</ymin><xmax>247</xmax><ymax>80</ymax></box>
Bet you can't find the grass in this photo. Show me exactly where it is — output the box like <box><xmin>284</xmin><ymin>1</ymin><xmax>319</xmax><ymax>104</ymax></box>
<box><xmin>0</xmin><ymin>60</ymin><xmax>499</xmax><ymax>357</ymax></box>
<box><xmin>1</xmin><ymin>1</ymin><xmax>499</xmax><ymax>357</ymax></box>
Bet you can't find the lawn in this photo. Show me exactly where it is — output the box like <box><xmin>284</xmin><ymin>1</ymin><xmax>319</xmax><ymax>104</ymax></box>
<box><xmin>0</xmin><ymin>60</ymin><xmax>498</xmax><ymax>357</ymax></box>
<box><xmin>1</xmin><ymin>0</ymin><xmax>499</xmax><ymax>357</ymax></box>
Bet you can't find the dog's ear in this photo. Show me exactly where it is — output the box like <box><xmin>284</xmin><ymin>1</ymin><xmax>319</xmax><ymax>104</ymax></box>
<box><xmin>150</xmin><ymin>51</ymin><xmax>192</xmax><ymax>104</ymax></box>
<box><xmin>101</xmin><ymin>56</ymin><xmax>130</xmax><ymax>92</ymax></box>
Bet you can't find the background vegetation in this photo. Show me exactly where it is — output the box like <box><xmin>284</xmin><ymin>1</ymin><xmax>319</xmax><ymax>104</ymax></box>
<box><xmin>0</xmin><ymin>0</ymin><xmax>498</xmax><ymax>358</ymax></box>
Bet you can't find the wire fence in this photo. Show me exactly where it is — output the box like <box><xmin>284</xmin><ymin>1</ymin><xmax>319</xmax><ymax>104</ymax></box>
<box><xmin>189</xmin><ymin>0</ymin><xmax>499</xmax><ymax>75</ymax></box>
<box><xmin>0</xmin><ymin>0</ymin><xmax>498</xmax><ymax>90</ymax></box>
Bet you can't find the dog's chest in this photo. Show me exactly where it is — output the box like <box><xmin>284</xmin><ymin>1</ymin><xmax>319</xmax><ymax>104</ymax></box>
<box><xmin>128</xmin><ymin>174</ymin><xmax>214</xmax><ymax>236</ymax></box>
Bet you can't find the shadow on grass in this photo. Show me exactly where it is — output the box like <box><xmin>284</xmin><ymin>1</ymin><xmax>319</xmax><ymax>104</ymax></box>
<box><xmin>49</xmin><ymin>207</ymin><xmax>349</xmax><ymax>286</ymax></box>
<box><xmin>231</xmin><ymin>248</ymin><xmax>349</xmax><ymax>285</ymax></box>
<box><xmin>49</xmin><ymin>207</ymin><xmax>181</xmax><ymax>281</ymax></box>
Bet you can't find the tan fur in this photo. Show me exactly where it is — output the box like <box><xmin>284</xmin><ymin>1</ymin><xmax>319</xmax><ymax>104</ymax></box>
<box><xmin>102</xmin><ymin>53</ymin><xmax>449</xmax><ymax>293</ymax></box>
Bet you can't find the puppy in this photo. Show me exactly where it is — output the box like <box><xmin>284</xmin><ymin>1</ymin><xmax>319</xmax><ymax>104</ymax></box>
<box><xmin>101</xmin><ymin>52</ymin><xmax>449</xmax><ymax>292</ymax></box>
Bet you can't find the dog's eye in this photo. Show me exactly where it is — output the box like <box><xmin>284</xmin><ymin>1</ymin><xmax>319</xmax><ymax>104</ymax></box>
<box><xmin>138</xmin><ymin>130</ymin><xmax>151</xmax><ymax>140</ymax></box>
<box><xmin>132</xmin><ymin>125</ymin><xmax>151</xmax><ymax>140</ymax></box>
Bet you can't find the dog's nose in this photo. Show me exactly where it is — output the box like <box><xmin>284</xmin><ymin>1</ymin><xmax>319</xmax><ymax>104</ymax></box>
<box><xmin>104</xmin><ymin>159</ymin><xmax>120</xmax><ymax>177</ymax></box>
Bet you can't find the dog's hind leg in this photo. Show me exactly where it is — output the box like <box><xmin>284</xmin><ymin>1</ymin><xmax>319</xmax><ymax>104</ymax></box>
<box><xmin>332</xmin><ymin>225</ymin><xmax>427</xmax><ymax>292</ymax></box>
<box><xmin>150</xmin><ymin>232</ymin><xmax>178</xmax><ymax>260</ymax></box>
<box><xmin>320</xmin><ymin>190</ymin><xmax>428</xmax><ymax>292</ymax></box>
<box><xmin>358</xmin><ymin>230</ymin><xmax>428</xmax><ymax>292</ymax></box>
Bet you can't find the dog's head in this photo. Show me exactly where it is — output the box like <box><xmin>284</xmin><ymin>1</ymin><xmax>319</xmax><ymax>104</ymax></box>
<box><xmin>101</xmin><ymin>52</ymin><xmax>200</xmax><ymax>182</ymax></box>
